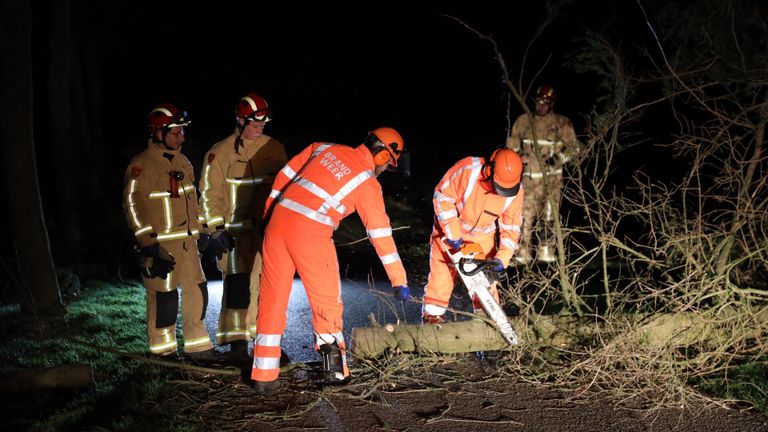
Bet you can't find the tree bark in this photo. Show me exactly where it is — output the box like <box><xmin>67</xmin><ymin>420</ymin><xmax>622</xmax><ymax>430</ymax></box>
<box><xmin>50</xmin><ymin>0</ymin><xmax>83</xmax><ymax>269</ymax></box>
<box><xmin>350</xmin><ymin>308</ymin><xmax>768</xmax><ymax>359</ymax></box>
<box><xmin>0</xmin><ymin>0</ymin><xmax>64</xmax><ymax>316</ymax></box>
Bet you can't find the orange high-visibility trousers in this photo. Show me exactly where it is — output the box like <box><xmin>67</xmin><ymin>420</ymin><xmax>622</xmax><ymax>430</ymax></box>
<box><xmin>423</xmin><ymin>231</ymin><xmax>499</xmax><ymax>314</ymax></box>
<box><xmin>251</xmin><ymin>208</ymin><xmax>349</xmax><ymax>382</ymax></box>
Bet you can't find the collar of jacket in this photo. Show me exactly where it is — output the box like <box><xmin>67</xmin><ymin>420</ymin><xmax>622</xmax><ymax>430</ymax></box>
<box><xmin>147</xmin><ymin>140</ymin><xmax>181</xmax><ymax>158</ymax></box>
<box><xmin>355</xmin><ymin>144</ymin><xmax>376</xmax><ymax>170</ymax></box>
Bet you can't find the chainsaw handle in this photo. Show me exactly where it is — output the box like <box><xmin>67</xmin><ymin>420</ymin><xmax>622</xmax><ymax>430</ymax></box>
<box><xmin>458</xmin><ymin>258</ymin><xmax>495</xmax><ymax>276</ymax></box>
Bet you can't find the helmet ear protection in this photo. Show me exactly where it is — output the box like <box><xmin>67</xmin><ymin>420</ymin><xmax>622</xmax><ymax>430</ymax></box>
<box><xmin>366</xmin><ymin>132</ymin><xmax>399</xmax><ymax>166</ymax></box>
<box><xmin>482</xmin><ymin>148</ymin><xmax>501</xmax><ymax>180</ymax></box>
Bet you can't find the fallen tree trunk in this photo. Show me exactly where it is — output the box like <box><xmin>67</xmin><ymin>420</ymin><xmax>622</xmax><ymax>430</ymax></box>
<box><xmin>350</xmin><ymin>307</ymin><xmax>768</xmax><ymax>359</ymax></box>
<box><xmin>0</xmin><ymin>363</ymin><xmax>94</xmax><ymax>393</ymax></box>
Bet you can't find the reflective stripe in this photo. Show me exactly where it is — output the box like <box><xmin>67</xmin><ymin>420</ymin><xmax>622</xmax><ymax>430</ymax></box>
<box><xmin>201</xmin><ymin>164</ymin><xmax>213</xmax><ymax>218</ymax></box>
<box><xmin>150</xmin><ymin>185</ymin><xmax>195</xmax><ymax>198</ymax></box>
<box><xmin>254</xmin><ymin>356</ymin><xmax>281</xmax><ymax>370</ymax></box>
<box><xmin>162</xmin><ymin>197</ymin><xmax>172</xmax><ymax>232</ymax></box>
<box><xmin>433</xmin><ymin>191</ymin><xmax>455</xmax><ymax>204</ymax></box>
<box><xmin>523</xmin><ymin>168</ymin><xmax>562</xmax><ymax>179</ymax></box>
<box><xmin>226</xmin><ymin>177</ymin><xmax>267</xmax><ymax>185</ymax></box>
<box><xmin>149</xmin><ymin>340</ymin><xmax>177</xmax><ymax>353</ymax></box>
<box><xmin>229</xmin><ymin>183</ymin><xmax>238</xmax><ymax>221</ymax></box>
<box><xmin>225</xmin><ymin>220</ymin><xmax>253</xmax><ymax>230</ymax></box>
<box><xmin>380</xmin><ymin>252</ymin><xmax>401</xmax><ymax>265</ymax></box>
<box><xmin>269</xmin><ymin>189</ymin><xmax>280</xmax><ymax>198</ymax></box>
<box><xmin>278</xmin><ymin>198</ymin><xmax>335</xmax><ymax>227</ymax></box>
<box><xmin>216</xmin><ymin>330</ymin><xmax>248</xmax><ymax>339</ymax></box>
<box><xmin>315</xmin><ymin>332</ymin><xmax>344</xmax><ymax>346</ymax></box>
<box><xmin>499</xmin><ymin>222</ymin><xmax>521</xmax><ymax>233</ymax></box>
<box><xmin>281</xmin><ymin>165</ymin><xmax>297</xmax><ymax>179</ymax></box>
<box><xmin>184</xmin><ymin>336</ymin><xmax>211</xmax><ymax>348</ymax></box>
<box><xmin>500</xmin><ymin>238</ymin><xmax>518</xmax><ymax>250</ymax></box>
<box><xmin>126</xmin><ymin>179</ymin><xmax>143</xmax><ymax>228</ymax></box>
<box><xmin>366</xmin><ymin>228</ymin><xmax>392</xmax><ymax>239</ymax></box>
<box><xmin>135</xmin><ymin>225</ymin><xmax>153</xmax><ymax>237</ymax></box>
<box><xmin>423</xmin><ymin>304</ymin><xmax>446</xmax><ymax>316</ymax></box>
<box><xmin>297</xmin><ymin>178</ymin><xmax>344</xmax><ymax>214</ymax></box>
<box><xmin>461</xmin><ymin>159</ymin><xmax>482</xmax><ymax>209</ymax></box>
<box><xmin>438</xmin><ymin>209</ymin><xmax>458</xmax><ymax>222</ymax></box>
<box><xmin>157</xmin><ymin>229</ymin><xmax>199</xmax><ymax>241</ymax></box>
<box><xmin>207</xmin><ymin>216</ymin><xmax>225</xmax><ymax>227</ymax></box>
<box><xmin>256</xmin><ymin>334</ymin><xmax>282</xmax><ymax>347</ymax></box>
<box><xmin>461</xmin><ymin>221</ymin><xmax>495</xmax><ymax>234</ymax></box>
<box><xmin>522</xmin><ymin>139</ymin><xmax>559</xmax><ymax>146</ymax></box>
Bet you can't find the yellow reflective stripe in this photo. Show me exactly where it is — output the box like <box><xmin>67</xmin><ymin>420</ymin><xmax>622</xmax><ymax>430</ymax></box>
<box><xmin>225</xmin><ymin>177</ymin><xmax>267</xmax><ymax>185</ymax></box>
<box><xmin>522</xmin><ymin>139</ymin><xmax>559</xmax><ymax>146</ymax></box>
<box><xmin>134</xmin><ymin>225</ymin><xmax>153</xmax><ymax>237</ymax></box>
<box><xmin>184</xmin><ymin>336</ymin><xmax>212</xmax><ymax>348</ymax></box>
<box><xmin>149</xmin><ymin>340</ymin><xmax>177</xmax><ymax>353</ymax></box>
<box><xmin>216</xmin><ymin>330</ymin><xmax>248</xmax><ymax>339</ymax></box>
<box><xmin>207</xmin><ymin>216</ymin><xmax>225</xmax><ymax>227</ymax></box>
<box><xmin>200</xmin><ymin>164</ymin><xmax>213</xmax><ymax>219</ymax></box>
<box><xmin>229</xmin><ymin>183</ymin><xmax>238</xmax><ymax>222</ymax></box>
<box><xmin>162</xmin><ymin>197</ymin><xmax>172</xmax><ymax>232</ymax></box>
<box><xmin>156</xmin><ymin>229</ymin><xmax>199</xmax><ymax>241</ymax></box>
<box><xmin>127</xmin><ymin>179</ymin><xmax>143</xmax><ymax>228</ymax></box>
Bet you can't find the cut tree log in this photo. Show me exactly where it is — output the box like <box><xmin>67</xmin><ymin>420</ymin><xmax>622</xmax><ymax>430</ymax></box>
<box><xmin>0</xmin><ymin>363</ymin><xmax>94</xmax><ymax>393</ymax></box>
<box><xmin>350</xmin><ymin>307</ymin><xmax>768</xmax><ymax>359</ymax></box>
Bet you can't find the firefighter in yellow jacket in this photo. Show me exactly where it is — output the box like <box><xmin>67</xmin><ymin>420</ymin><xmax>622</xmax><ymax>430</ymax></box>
<box><xmin>122</xmin><ymin>103</ymin><xmax>218</xmax><ymax>363</ymax></box>
<box><xmin>199</xmin><ymin>93</ymin><xmax>288</xmax><ymax>361</ymax></box>
<box><xmin>507</xmin><ymin>85</ymin><xmax>579</xmax><ymax>264</ymax></box>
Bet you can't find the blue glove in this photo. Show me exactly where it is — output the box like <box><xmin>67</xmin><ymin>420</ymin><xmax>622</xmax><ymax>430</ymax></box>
<box><xmin>393</xmin><ymin>285</ymin><xmax>410</xmax><ymax>301</ymax></box>
<box><xmin>446</xmin><ymin>238</ymin><xmax>463</xmax><ymax>250</ymax></box>
<box><xmin>489</xmin><ymin>258</ymin><xmax>505</xmax><ymax>273</ymax></box>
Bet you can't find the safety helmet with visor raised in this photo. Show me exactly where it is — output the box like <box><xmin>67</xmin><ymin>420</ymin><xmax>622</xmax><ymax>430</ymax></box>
<box><xmin>147</xmin><ymin>103</ymin><xmax>190</xmax><ymax>136</ymax></box>
<box><xmin>365</xmin><ymin>127</ymin><xmax>405</xmax><ymax>167</ymax></box>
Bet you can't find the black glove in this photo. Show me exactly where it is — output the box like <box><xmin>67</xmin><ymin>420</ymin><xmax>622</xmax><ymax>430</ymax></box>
<box><xmin>137</xmin><ymin>243</ymin><xmax>175</xmax><ymax>279</ymax></box>
<box><xmin>197</xmin><ymin>233</ymin><xmax>210</xmax><ymax>253</ymax></box>
<box><xmin>209</xmin><ymin>229</ymin><xmax>235</xmax><ymax>259</ymax></box>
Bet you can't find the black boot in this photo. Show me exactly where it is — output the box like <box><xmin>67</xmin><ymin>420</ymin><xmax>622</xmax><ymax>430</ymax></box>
<box><xmin>226</xmin><ymin>340</ymin><xmax>251</xmax><ymax>366</ymax></box>
<box><xmin>186</xmin><ymin>348</ymin><xmax>226</xmax><ymax>366</ymax></box>
<box><xmin>252</xmin><ymin>379</ymin><xmax>281</xmax><ymax>396</ymax></box>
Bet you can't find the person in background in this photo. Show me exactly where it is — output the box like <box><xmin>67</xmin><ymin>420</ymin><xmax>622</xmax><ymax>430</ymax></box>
<box><xmin>122</xmin><ymin>103</ymin><xmax>219</xmax><ymax>364</ymax></box>
<box><xmin>199</xmin><ymin>93</ymin><xmax>288</xmax><ymax>364</ymax></box>
<box><xmin>250</xmin><ymin>127</ymin><xmax>410</xmax><ymax>395</ymax></box>
<box><xmin>507</xmin><ymin>85</ymin><xmax>579</xmax><ymax>264</ymax></box>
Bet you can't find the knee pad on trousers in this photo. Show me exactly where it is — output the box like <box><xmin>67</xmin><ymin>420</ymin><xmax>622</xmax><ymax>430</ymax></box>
<box><xmin>199</xmin><ymin>281</ymin><xmax>208</xmax><ymax>320</ymax></box>
<box><xmin>319</xmin><ymin>342</ymin><xmax>346</xmax><ymax>383</ymax></box>
<box><xmin>225</xmin><ymin>273</ymin><xmax>250</xmax><ymax>309</ymax></box>
<box><xmin>156</xmin><ymin>289</ymin><xmax>179</xmax><ymax>328</ymax></box>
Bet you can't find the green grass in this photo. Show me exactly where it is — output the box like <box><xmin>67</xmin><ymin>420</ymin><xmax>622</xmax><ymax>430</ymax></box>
<box><xmin>0</xmin><ymin>280</ymin><xmax>199</xmax><ymax>432</ymax></box>
<box><xmin>695</xmin><ymin>358</ymin><xmax>768</xmax><ymax>413</ymax></box>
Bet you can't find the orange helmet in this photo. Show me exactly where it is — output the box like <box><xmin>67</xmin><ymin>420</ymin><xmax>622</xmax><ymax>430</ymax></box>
<box><xmin>534</xmin><ymin>85</ymin><xmax>557</xmax><ymax>105</ymax></box>
<box><xmin>235</xmin><ymin>92</ymin><xmax>272</xmax><ymax>122</ymax></box>
<box><xmin>147</xmin><ymin>103</ymin><xmax>190</xmax><ymax>136</ymax></box>
<box><xmin>490</xmin><ymin>148</ymin><xmax>522</xmax><ymax>188</ymax></box>
<box><xmin>367</xmin><ymin>127</ymin><xmax>405</xmax><ymax>167</ymax></box>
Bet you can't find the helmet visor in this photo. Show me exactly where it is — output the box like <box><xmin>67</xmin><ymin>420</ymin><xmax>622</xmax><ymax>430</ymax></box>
<box><xmin>167</xmin><ymin>110</ymin><xmax>191</xmax><ymax>128</ymax></box>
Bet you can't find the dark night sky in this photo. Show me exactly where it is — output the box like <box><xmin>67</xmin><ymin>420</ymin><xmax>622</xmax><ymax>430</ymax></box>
<box><xmin>9</xmin><ymin>1</ymin><xmax>666</xmax><ymax>272</ymax></box>
<box><xmin>69</xmin><ymin>3</ymin><xmax>633</xmax><ymax>181</ymax></box>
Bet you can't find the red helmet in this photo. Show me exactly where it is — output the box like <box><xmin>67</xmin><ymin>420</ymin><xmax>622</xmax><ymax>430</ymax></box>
<box><xmin>235</xmin><ymin>92</ymin><xmax>272</xmax><ymax>122</ymax></box>
<box><xmin>534</xmin><ymin>85</ymin><xmax>557</xmax><ymax>105</ymax></box>
<box><xmin>490</xmin><ymin>149</ymin><xmax>522</xmax><ymax>188</ymax></box>
<box><xmin>147</xmin><ymin>103</ymin><xmax>190</xmax><ymax>135</ymax></box>
<box><xmin>368</xmin><ymin>127</ymin><xmax>405</xmax><ymax>167</ymax></box>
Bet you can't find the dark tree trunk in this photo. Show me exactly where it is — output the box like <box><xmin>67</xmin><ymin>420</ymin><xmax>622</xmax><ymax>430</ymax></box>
<box><xmin>0</xmin><ymin>0</ymin><xmax>64</xmax><ymax>316</ymax></box>
<box><xmin>49</xmin><ymin>0</ymin><xmax>82</xmax><ymax>270</ymax></box>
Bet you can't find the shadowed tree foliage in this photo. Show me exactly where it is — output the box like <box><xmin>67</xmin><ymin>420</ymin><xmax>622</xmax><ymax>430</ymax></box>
<box><xmin>0</xmin><ymin>0</ymin><xmax>64</xmax><ymax>316</ymax></box>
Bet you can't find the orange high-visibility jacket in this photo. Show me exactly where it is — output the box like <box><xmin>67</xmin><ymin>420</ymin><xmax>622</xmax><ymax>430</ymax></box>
<box><xmin>123</xmin><ymin>141</ymin><xmax>206</xmax><ymax>247</ymax></box>
<box><xmin>265</xmin><ymin>142</ymin><xmax>407</xmax><ymax>287</ymax></box>
<box><xmin>199</xmin><ymin>131</ymin><xmax>287</xmax><ymax>233</ymax></box>
<box><xmin>433</xmin><ymin>157</ymin><xmax>524</xmax><ymax>266</ymax></box>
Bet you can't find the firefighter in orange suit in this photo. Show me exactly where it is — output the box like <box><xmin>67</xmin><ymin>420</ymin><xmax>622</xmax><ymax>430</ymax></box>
<box><xmin>422</xmin><ymin>149</ymin><xmax>524</xmax><ymax>323</ymax></box>
<box><xmin>199</xmin><ymin>93</ymin><xmax>288</xmax><ymax>361</ymax></box>
<box><xmin>506</xmin><ymin>85</ymin><xmax>579</xmax><ymax>264</ymax></box>
<box><xmin>250</xmin><ymin>127</ymin><xmax>409</xmax><ymax>395</ymax></box>
<box><xmin>122</xmin><ymin>104</ymin><xmax>217</xmax><ymax>362</ymax></box>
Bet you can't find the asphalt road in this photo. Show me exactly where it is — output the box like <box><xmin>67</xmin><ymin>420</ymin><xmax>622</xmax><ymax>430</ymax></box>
<box><xmin>204</xmin><ymin>278</ymin><xmax>426</xmax><ymax>362</ymax></box>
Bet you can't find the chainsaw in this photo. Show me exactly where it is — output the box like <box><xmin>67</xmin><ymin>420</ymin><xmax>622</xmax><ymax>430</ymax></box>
<box><xmin>440</xmin><ymin>239</ymin><xmax>520</xmax><ymax>346</ymax></box>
